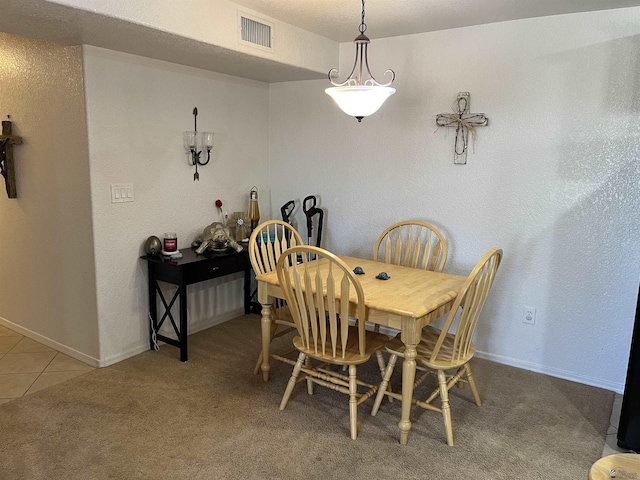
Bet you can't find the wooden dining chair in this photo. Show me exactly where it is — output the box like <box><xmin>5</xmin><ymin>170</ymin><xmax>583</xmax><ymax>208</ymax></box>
<box><xmin>374</xmin><ymin>220</ymin><xmax>448</xmax><ymax>273</ymax></box>
<box><xmin>372</xmin><ymin>220</ymin><xmax>448</xmax><ymax>335</ymax></box>
<box><xmin>249</xmin><ymin>220</ymin><xmax>304</xmax><ymax>375</ymax></box>
<box><xmin>371</xmin><ymin>248</ymin><xmax>502</xmax><ymax>446</ymax></box>
<box><xmin>276</xmin><ymin>245</ymin><xmax>389</xmax><ymax>440</ymax></box>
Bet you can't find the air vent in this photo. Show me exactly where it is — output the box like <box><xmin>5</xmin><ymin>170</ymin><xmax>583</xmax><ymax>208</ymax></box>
<box><xmin>238</xmin><ymin>12</ymin><xmax>274</xmax><ymax>52</ymax></box>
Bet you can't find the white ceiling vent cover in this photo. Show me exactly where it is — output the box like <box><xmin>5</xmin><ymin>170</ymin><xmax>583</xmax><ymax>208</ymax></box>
<box><xmin>238</xmin><ymin>12</ymin><xmax>274</xmax><ymax>52</ymax></box>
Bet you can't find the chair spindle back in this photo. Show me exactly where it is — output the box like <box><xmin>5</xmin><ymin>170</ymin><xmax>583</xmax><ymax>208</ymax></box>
<box><xmin>430</xmin><ymin>248</ymin><xmax>502</xmax><ymax>364</ymax></box>
<box><xmin>277</xmin><ymin>246</ymin><xmax>366</xmax><ymax>359</ymax></box>
<box><xmin>374</xmin><ymin>220</ymin><xmax>448</xmax><ymax>272</ymax></box>
<box><xmin>249</xmin><ymin>220</ymin><xmax>304</xmax><ymax>276</ymax></box>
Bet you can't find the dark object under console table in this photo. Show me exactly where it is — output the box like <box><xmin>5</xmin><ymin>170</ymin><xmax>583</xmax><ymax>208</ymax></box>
<box><xmin>141</xmin><ymin>246</ymin><xmax>253</xmax><ymax>362</ymax></box>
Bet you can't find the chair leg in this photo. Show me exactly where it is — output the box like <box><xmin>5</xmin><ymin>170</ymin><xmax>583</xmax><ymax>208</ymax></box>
<box><xmin>371</xmin><ymin>353</ymin><xmax>397</xmax><ymax>416</ymax></box>
<box><xmin>375</xmin><ymin>350</ymin><xmax>393</xmax><ymax>403</ymax></box>
<box><xmin>280</xmin><ymin>352</ymin><xmax>305</xmax><ymax>411</ymax></box>
<box><xmin>464</xmin><ymin>363</ymin><xmax>482</xmax><ymax>407</ymax></box>
<box><xmin>349</xmin><ymin>364</ymin><xmax>358</xmax><ymax>440</ymax></box>
<box><xmin>305</xmin><ymin>356</ymin><xmax>314</xmax><ymax>395</ymax></box>
<box><xmin>438</xmin><ymin>369</ymin><xmax>454</xmax><ymax>446</ymax></box>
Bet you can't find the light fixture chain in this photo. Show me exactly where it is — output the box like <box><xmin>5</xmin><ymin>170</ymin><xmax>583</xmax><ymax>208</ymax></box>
<box><xmin>359</xmin><ymin>0</ymin><xmax>367</xmax><ymax>34</ymax></box>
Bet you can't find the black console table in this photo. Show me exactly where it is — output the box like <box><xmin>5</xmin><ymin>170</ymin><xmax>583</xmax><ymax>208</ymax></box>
<box><xmin>141</xmin><ymin>246</ymin><xmax>252</xmax><ymax>361</ymax></box>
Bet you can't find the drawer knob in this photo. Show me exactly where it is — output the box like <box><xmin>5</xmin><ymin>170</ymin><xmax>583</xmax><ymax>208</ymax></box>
<box><xmin>212</xmin><ymin>266</ymin><xmax>220</xmax><ymax>271</ymax></box>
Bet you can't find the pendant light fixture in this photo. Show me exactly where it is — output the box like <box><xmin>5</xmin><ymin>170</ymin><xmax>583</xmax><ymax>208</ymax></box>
<box><xmin>325</xmin><ymin>0</ymin><xmax>395</xmax><ymax>122</ymax></box>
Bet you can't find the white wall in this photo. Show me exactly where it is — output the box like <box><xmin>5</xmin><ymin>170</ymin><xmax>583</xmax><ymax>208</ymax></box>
<box><xmin>3</xmin><ymin>8</ymin><xmax>639</xmax><ymax>390</ymax></box>
<box><xmin>82</xmin><ymin>47</ymin><xmax>271</xmax><ymax>365</ymax></box>
<box><xmin>269</xmin><ymin>8</ymin><xmax>640</xmax><ymax>392</ymax></box>
<box><xmin>0</xmin><ymin>33</ymin><xmax>100</xmax><ymax>361</ymax></box>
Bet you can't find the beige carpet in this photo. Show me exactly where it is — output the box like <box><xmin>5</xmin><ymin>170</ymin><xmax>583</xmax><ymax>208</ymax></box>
<box><xmin>0</xmin><ymin>314</ymin><xmax>613</xmax><ymax>479</ymax></box>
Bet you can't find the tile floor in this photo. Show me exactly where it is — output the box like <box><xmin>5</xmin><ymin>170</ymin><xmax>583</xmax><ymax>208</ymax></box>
<box><xmin>0</xmin><ymin>323</ymin><xmax>636</xmax><ymax>460</ymax></box>
<box><xmin>0</xmin><ymin>324</ymin><xmax>94</xmax><ymax>405</ymax></box>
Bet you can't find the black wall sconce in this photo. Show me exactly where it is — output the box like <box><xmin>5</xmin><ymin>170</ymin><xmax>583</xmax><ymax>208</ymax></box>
<box><xmin>183</xmin><ymin>107</ymin><xmax>213</xmax><ymax>181</ymax></box>
<box><xmin>0</xmin><ymin>115</ymin><xmax>23</xmax><ymax>198</ymax></box>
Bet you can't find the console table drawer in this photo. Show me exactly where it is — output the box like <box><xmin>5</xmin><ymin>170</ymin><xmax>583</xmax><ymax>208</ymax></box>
<box><xmin>183</xmin><ymin>254</ymin><xmax>249</xmax><ymax>285</ymax></box>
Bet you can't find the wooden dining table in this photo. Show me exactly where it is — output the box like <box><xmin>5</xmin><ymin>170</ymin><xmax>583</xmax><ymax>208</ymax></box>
<box><xmin>255</xmin><ymin>254</ymin><xmax>467</xmax><ymax>445</ymax></box>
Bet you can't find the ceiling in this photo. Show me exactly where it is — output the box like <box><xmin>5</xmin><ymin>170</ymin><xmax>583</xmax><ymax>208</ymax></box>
<box><xmin>1</xmin><ymin>0</ymin><xmax>640</xmax><ymax>83</ymax></box>
<box><xmin>231</xmin><ymin>0</ymin><xmax>640</xmax><ymax>42</ymax></box>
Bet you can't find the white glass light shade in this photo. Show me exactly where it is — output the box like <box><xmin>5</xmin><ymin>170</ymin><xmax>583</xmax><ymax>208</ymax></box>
<box><xmin>325</xmin><ymin>85</ymin><xmax>396</xmax><ymax>119</ymax></box>
<box><xmin>201</xmin><ymin>132</ymin><xmax>214</xmax><ymax>150</ymax></box>
<box><xmin>183</xmin><ymin>131</ymin><xmax>197</xmax><ymax>151</ymax></box>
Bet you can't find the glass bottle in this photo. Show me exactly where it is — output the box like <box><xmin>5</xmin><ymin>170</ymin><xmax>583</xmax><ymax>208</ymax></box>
<box><xmin>248</xmin><ymin>186</ymin><xmax>260</xmax><ymax>231</ymax></box>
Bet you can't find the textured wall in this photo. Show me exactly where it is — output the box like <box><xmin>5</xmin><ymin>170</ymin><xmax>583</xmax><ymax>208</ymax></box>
<box><xmin>3</xmin><ymin>7</ymin><xmax>639</xmax><ymax>389</ymax></box>
<box><xmin>82</xmin><ymin>46</ymin><xmax>270</xmax><ymax>365</ymax></box>
<box><xmin>269</xmin><ymin>8</ymin><xmax>640</xmax><ymax>392</ymax></box>
<box><xmin>0</xmin><ymin>33</ymin><xmax>99</xmax><ymax>360</ymax></box>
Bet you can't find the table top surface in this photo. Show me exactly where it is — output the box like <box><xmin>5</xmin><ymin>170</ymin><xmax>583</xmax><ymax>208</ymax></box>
<box><xmin>256</xmin><ymin>255</ymin><xmax>466</xmax><ymax>319</ymax></box>
<box><xmin>589</xmin><ymin>453</ymin><xmax>640</xmax><ymax>479</ymax></box>
<box><xmin>140</xmin><ymin>244</ymin><xmax>248</xmax><ymax>267</ymax></box>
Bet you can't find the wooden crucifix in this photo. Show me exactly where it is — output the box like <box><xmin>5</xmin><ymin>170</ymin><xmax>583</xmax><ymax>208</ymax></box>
<box><xmin>0</xmin><ymin>116</ymin><xmax>23</xmax><ymax>198</ymax></box>
<box><xmin>436</xmin><ymin>92</ymin><xmax>488</xmax><ymax>165</ymax></box>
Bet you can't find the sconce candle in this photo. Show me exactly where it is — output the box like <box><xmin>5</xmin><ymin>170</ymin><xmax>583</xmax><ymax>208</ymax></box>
<box><xmin>183</xmin><ymin>107</ymin><xmax>214</xmax><ymax>181</ymax></box>
<box><xmin>183</xmin><ymin>131</ymin><xmax>197</xmax><ymax>151</ymax></box>
<box><xmin>201</xmin><ymin>132</ymin><xmax>214</xmax><ymax>150</ymax></box>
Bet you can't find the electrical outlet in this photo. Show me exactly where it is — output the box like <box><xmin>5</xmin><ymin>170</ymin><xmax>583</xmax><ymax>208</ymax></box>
<box><xmin>523</xmin><ymin>306</ymin><xmax>536</xmax><ymax>325</ymax></box>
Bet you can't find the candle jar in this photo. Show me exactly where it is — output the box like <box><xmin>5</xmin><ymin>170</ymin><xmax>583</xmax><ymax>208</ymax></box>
<box><xmin>163</xmin><ymin>232</ymin><xmax>177</xmax><ymax>253</ymax></box>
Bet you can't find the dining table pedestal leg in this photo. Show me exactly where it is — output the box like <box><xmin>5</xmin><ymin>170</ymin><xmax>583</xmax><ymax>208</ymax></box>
<box><xmin>260</xmin><ymin>302</ymin><xmax>273</xmax><ymax>382</ymax></box>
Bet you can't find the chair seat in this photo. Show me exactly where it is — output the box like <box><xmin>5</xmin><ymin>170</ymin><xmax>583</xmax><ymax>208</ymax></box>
<box><xmin>294</xmin><ymin>327</ymin><xmax>389</xmax><ymax>365</ymax></box>
<box><xmin>385</xmin><ymin>325</ymin><xmax>476</xmax><ymax>370</ymax></box>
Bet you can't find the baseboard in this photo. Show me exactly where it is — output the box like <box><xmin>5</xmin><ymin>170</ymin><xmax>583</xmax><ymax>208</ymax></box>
<box><xmin>474</xmin><ymin>351</ymin><xmax>624</xmax><ymax>394</ymax></box>
<box><xmin>2</xmin><ymin>313</ymin><xmax>623</xmax><ymax>393</ymax></box>
<box><xmin>98</xmin><ymin>343</ymin><xmax>151</xmax><ymax>368</ymax></box>
<box><xmin>0</xmin><ymin>316</ymin><xmax>101</xmax><ymax>367</ymax></box>
<box><xmin>364</xmin><ymin>321</ymin><xmax>623</xmax><ymax>394</ymax></box>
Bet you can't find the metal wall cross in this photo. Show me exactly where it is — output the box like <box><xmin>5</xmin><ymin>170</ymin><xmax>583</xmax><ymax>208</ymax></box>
<box><xmin>436</xmin><ymin>92</ymin><xmax>488</xmax><ymax>165</ymax></box>
<box><xmin>0</xmin><ymin>116</ymin><xmax>23</xmax><ymax>198</ymax></box>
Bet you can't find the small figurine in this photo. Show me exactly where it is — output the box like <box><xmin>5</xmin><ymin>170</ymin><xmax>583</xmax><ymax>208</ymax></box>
<box><xmin>353</xmin><ymin>266</ymin><xmax>365</xmax><ymax>275</ymax></box>
<box><xmin>375</xmin><ymin>272</ymin><xmax>390</xmax><ymax>280</ymax></box>
<box><xmin>194</xmin><ymin>222</ymin><xmax>243</xmax><ymax>254</ymax></box>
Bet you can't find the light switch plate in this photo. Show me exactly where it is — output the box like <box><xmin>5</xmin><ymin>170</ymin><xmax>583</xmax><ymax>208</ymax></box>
<box><xmin>111</xmin><ymin>183</ymin><xmax>134</xmax><ymax>203</ymax></box>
